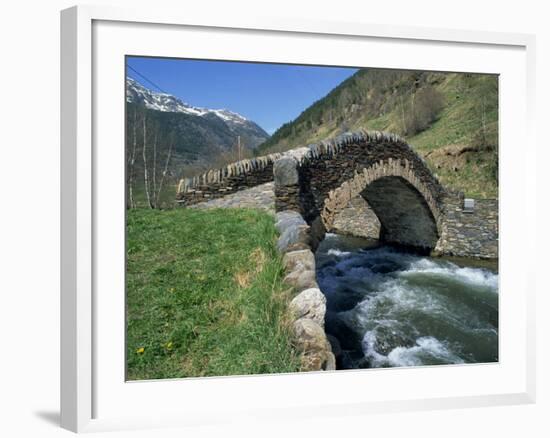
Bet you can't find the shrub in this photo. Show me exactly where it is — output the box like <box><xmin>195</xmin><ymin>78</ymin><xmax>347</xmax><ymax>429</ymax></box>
<box><xmin>404</xmin><ymin>86</ymin><xmax>445</xmax><ymax>135</ymax></box>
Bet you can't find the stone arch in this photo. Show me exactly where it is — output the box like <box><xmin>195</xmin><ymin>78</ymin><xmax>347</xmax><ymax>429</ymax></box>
<box><xmin>320</xmin><ymin>159</ymin><xmax>440</xmax><ymax>250</ymax></box>
<box><xmin>273</xmin><ymin>130</ymin><xmax>445</xmax><ymax>252</ymax></box>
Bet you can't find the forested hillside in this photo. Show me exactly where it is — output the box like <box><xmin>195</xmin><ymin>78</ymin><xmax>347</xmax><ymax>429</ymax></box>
<box><xmin>257</xmin><ymin>69</ymin><xmax>498</xmax><ymax>198</ymax></box>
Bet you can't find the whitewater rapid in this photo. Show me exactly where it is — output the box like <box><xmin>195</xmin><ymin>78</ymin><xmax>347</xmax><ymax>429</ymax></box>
<box><xmin>316</xmin><ymin>234</ymin><xmax>499</xmax><ymax>369</ymax></box>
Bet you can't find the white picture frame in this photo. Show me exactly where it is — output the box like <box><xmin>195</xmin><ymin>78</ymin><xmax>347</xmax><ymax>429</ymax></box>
<box><xmin>60</xmin><ymin>4</ymin><xmax>537</xmax><ymax>433</ymax></box>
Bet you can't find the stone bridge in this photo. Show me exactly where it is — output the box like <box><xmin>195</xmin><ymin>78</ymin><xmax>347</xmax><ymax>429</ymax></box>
<box><xmin>176</xmin><ymin>130</ymin><xmax>498</xmax><ymax>259</ymax></box>
<box><xmin>272</xmin><ymin>131</ymin><xmax>444</xmax><ymax>252</ymax></box>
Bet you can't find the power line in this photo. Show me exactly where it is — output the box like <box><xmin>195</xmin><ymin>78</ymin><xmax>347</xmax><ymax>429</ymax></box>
<box><xmin>126</xmin><ymin>64</ymin><xmax>169</xmax><ymax>94</ymax></box>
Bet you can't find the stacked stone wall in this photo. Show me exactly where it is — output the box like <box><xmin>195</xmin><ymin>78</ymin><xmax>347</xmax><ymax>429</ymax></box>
<box><xmin>331</xmin><ymin>197</ymin><xmax>381</xmax><ymax>239</ymax></box>
<box><xmin>176</xmin><ymin>154</ymin><xmax>283</xmax><ymax>206</ymax></box>
<box><xmin>275</xmin><ymin>210</ymin><xmax>336</xmax><ymax>372</ymax></box>
<box><xmin>434</xmin><ymin>194</ymin><xmax>498</xmax><ymax>259</ymax></box>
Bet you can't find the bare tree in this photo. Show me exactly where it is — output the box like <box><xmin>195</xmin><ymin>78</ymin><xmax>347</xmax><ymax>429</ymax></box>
<box><xmin>155</xmin><ymin>137</ymin><xmax>174</xmax><ymax>208</ymax></box>
<box><xmin>152</xmin><ymin>130</ymin><xmax>158</xmax><ymax>199</ymax></box>
<box><xmin>481</xmin><ymin>96</ymin><xmax>487</xmax><ymax>145</ymax></box>
<box><xmin>142</xmin><ymin>114</ymin><xmax>154</xmax><ymax>209</ymax></box>
<box><xmin>399</xmin><ymin>94</ymin><xmax>407</xmax><ymax>135</ymax></box>
<box><xmin>402</xmin><ymin>86</ymin><xmax>444</xmax><ymax>135</ymax></box>
<box><xmin>127</xmin><ymin>108</ymin><xmax>138</xmax><ymax>209</ymax></box>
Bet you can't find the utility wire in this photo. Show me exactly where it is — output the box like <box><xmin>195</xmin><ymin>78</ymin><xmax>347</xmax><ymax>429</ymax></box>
<box><xmin>126</xmin><ymin>64</ymin><xmax>169</xmax><ymax>94</ymax></box>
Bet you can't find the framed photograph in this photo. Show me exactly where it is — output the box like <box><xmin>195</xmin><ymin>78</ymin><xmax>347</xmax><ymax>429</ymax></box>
<box><xmin>61</xmin><ymin>4</ymin><xmax>536</xmax><ymax>433</ymax></box>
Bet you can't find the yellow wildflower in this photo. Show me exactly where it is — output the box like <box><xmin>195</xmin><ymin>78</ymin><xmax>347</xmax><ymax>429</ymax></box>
<box><xmin>136</xmin><ymin>347</ymin><xmax>145</xmax><ymax>354</ymax></box>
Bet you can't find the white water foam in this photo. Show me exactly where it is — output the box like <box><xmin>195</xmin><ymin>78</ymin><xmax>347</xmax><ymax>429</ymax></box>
<box><xmin>327</xmin><ymin>248</ymin><xmax>352</xmax><ymax>257</ymax></box>
<box><xmin>404</xmin><ymin>258</ymin><xmax>498</xmax><ymax>290</ymax></box>
<box><xmin>317</xmin><ymin>240</ymin><xmax>498</xmax><ymax>368</ymax></box>
<box><xmin>362</xmin><ymin>332</ymin><xmax>465</xmax><ymax>367</ymax></box>
<box><xmin>342</xmin><ymin>280</ymin><xmax>446</xmax><ymax>334</ymax></box>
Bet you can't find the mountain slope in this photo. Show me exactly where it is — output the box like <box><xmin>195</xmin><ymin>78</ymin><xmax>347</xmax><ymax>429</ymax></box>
<box><xmin>125</xmin><ymin>78</ymin><xmax>270</xmax><ymax>208</ymax></box>
<box><xmin>257</xmin><ymin>69</ymin><xmax>498</xmax><ymax>198</ymax></box>
<box><xmin>126</xmin><ymin>77</ymin><xmax>269</xmax><ymax>156</ymax></box>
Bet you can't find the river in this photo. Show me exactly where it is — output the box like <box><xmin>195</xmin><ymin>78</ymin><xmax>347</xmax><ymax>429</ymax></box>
<box><xmin>316</xmin><ymin>233</ymin><xmax>499</xmax><ymax>369</ymax></box>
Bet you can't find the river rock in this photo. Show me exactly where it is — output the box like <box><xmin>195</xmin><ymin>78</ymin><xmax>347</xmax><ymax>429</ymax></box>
<box><xmin>293</xmin><ymin>318</ymin><xmax>336</xmax><ymax>371</ymax></box>
<box><xmin>275</xmin><ymin>210</ymin><xmax>307</xmax><ymax>234</ymax></box>
<box><xmin>289</xmin><ymin>288</ymin><xmax>326</xmax><ymax>327</ymax></box>
<box><xmin>283</xmin><ymin>249</ymin><xmax>316</xmax><ymax>272</ymax></box>
<box><xmin>283</xmin><ymin>269</ymin><xmax>318</xmax><ymax>291</ymax></box>
<box><xmin>274</xmin><ymin>156</ymin><xmax>299</xmax><ymax>186</ymax></box>
<box><xmin>277</xmin><ymin>224</ymin><xmax>311</xmax><ymax>253</ymax></box>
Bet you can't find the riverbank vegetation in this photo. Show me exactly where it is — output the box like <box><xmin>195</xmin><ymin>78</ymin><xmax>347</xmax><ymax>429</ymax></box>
<box><xmin>126</xmin><ymin>208</ymin><xmax>300</xmax><ymax>380</ymax></box>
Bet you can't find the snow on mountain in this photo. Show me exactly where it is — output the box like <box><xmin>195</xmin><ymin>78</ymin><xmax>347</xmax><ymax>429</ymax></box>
<box><xmin>126</xmin><ymin>77</ymin><xmax>257</xmax><ymax>130</ymax></box>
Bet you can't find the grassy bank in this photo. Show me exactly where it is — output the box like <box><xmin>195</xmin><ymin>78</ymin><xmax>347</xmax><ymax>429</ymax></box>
<box><xmin>126</xmin><ymin>208</ymin><xmax>300</xmax><ymax>380</ymax></box>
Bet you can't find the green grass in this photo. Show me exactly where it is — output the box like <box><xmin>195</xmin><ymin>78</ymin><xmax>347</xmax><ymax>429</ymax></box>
<box><xmin>126</xmin><ymin>208</ymin><xmax>300</xmax><ymax>380</ymax></box>
<box><xmin>129</xmin><ymin>180</ymin><xmax>178</xmax><ymax>210</ymax></box>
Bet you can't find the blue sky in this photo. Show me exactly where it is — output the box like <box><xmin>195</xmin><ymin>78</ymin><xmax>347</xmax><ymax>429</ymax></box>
<box><xmin>126</xmin><ymin>57</ymin><xmax>358</xmax><ymax>134</ymax></box>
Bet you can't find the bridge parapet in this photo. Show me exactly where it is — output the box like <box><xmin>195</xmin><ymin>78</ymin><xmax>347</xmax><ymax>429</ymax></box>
<box><xmin>175</xmin><ymin>146</ymin><xmax>314</xmax><ymax>206</ymax></box>
<box><xmin>176</xmin><ymin>152</ymin><xmax>283</xmax><ymax>206</ymax></box>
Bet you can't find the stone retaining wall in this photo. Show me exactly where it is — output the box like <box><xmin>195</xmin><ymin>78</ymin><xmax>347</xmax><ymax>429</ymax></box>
<box><xmin>434</xmin><ymin>194</ymin><xmax>498</xmax><ymax>259</ymax></box>
<box><xmin>275</xmin><ymin>210</ymin><xmax>336</xmax><ymax>372</ymax></box>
